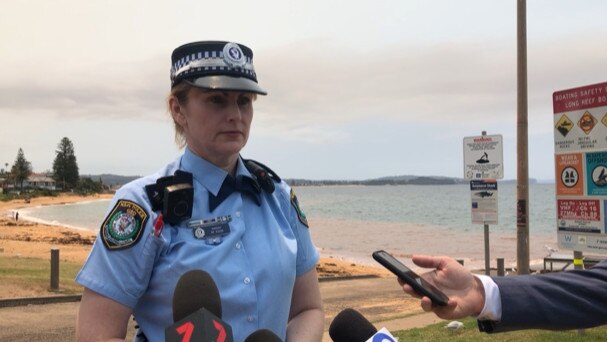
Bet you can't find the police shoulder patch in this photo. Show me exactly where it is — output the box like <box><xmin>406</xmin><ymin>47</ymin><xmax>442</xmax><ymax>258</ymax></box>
<box><xmin>101</xmin><ymin>199</ymin><xmax>149</xmax><ymax>250</ymax></box>
<box><xmin>290</xmin><ymin>189</ymin><xmax>309</xmax><ymax>228</ymax></box>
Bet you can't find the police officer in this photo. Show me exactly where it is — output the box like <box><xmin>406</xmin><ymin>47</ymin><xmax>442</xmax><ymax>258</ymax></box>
<box><xmin>76</xmin><ymin>41</ymin><xmax>324</xmax><ymax>342</ymax></box>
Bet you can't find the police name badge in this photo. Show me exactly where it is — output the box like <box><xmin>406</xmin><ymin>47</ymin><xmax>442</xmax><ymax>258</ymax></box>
<box><xmin>101</xmin><ymin>200</ymin><xmax>149</xmax><ymax>250</ymax></box>
<box><xmin>188</xmin><ymin>215</ymin><xmax>231</xmax><ymax>245</ymax></box>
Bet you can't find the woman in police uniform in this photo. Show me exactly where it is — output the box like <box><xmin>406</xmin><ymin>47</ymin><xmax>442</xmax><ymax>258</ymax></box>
<box><xmin>76</xmin><ymin>41</ymin><xmax>324</xmax><ymax>341</ymax></box>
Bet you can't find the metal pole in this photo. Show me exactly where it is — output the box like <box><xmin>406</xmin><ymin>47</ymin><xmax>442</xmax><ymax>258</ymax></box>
<box><xmin>573</xmin><ymin>250</ymin><xmax>585</xmax><ymax>335</ymax></box>
<box><xmin>516</xmin><ymin>0</ymin><xmax>530</xmax><ymax>275</ymax></box>
<box><xmin>480</xmin><ymin>130</ymin><xmax>491</xmax><ymax>276</ymax></box>
<box><xmin>484</xmin><ymin>223</ymin><xmax>490</xmax><ymax>275</ymax></box>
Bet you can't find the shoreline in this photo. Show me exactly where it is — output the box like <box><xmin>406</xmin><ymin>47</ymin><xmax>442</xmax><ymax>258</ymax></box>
<box><xmin>0</xmin><ymin>194</ymin><xmax>391</xmax><ymax>299</ymax></box>
<box><xmin>1</xmin><ymin>194</ymin><xmax>559</xmax><ymax>271</ymax></box>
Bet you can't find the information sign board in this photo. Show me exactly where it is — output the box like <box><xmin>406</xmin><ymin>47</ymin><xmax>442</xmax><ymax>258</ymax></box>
<box><xmin>470</xmin><ymin>180</ymin><xmax>498</xmax><ymax>225</ymax></box>
<box><xmin>553</xmin><ymin>81</ymin><xmax>607</xmax><ymax>253</ymax></box>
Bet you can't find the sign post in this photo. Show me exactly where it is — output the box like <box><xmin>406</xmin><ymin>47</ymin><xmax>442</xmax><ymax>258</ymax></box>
<box><xmin>464</xmin><ymin>132</ymin><xmax>503</xmax><ymax>275</ymax></box>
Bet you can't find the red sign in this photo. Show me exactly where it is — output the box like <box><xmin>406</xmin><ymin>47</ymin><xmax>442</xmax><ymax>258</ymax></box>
<box><xmin>553</xmin><ymin>82</ymin><xmax>607</xmax><ymax>114</ymax></box>
<box><xmin>557</xmin><ymin>199</ymin><xmax>600</xmax><ymax>221</ymax></box>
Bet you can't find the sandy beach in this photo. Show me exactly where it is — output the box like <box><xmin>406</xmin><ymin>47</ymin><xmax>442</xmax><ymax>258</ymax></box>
<box><xmin>0</xmin><ymin>193</ymin><xmax>391</xmax><ymax>299</ymax></box>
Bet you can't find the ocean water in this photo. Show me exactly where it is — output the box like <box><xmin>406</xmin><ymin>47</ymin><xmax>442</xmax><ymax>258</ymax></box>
<box><xmin>17</xmin><ymin>183</ymin><xmax>558</xmax><ymax>270</ymax></box>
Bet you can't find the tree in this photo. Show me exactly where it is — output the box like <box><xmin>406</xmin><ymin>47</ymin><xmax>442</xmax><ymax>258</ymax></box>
<box><xmin>11</xmin><ymin>148</ymin><xmax>32</xmax><ymax>191</ymax></box>
<box><xmin>52</xmin><ymin>137</ymin><xmax>79</xmax><ymax>191</ymax></box>
<box><xmin>76</xmin><ymin>177</ymin><xmax>103</xmax><ymax>195</ymax></box>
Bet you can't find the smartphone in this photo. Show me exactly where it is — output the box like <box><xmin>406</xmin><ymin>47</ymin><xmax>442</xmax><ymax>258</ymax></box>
<box><xmin>372</xmin><ymin>250</ymin><xmax>449</xmax><ymax>306</ymax></box>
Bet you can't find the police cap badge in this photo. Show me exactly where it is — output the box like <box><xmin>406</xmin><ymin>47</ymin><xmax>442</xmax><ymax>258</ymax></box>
<box><xmin>170</xmin><ymin>41</ymin><xmax>267</xmax><ymax>95</ymax></box>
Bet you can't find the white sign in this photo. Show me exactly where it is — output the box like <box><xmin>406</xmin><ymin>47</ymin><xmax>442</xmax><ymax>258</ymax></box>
<box><xmin>463</xmin><ymin>134</ymin><xmax>504</xmax><ymax>180</ymax></box>
<box><xmin>470</xmin><ymin>180</ymin><xmax>498</xmax><ymax>225</ymax></box>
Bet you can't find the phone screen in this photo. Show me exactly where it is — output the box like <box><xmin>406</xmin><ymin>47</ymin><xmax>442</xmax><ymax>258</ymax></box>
<box><xmin>372</xmin><ymin>250</ymin><xmax>449</xmax><ymax>306</ymax></box>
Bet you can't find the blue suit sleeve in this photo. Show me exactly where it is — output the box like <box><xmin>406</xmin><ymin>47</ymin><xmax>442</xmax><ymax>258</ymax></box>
<box><xmin>485</xmin><ymin>260</ymin><xmax>607</xmax><ymax>332</ymax></box>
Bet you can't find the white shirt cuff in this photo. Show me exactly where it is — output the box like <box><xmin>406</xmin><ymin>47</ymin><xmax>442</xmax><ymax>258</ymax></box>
<box><xmin>474</xmin><ymin>275</ymin><xmax>502</xmax><ymax>321</ymax></box>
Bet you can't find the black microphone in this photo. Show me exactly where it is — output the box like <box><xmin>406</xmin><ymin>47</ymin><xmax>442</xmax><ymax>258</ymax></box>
<box><xmin>244</xmin><ymin>329</ymin><xmax>282</xmax><ymax>342</ymax></box>
<box><xmin>329</xmin><ymin>308</ymin><xmax>377</xmax><ymax>342</ymax></box>
<box><xmin>165</xmin><ymin>270</ymin><xmax>234</xmax><ymax>342</ymax></box>
<box><xmin>329</xmin><ymin>308</ymin><xmax>397</xmax><ymax>342</ymax></box>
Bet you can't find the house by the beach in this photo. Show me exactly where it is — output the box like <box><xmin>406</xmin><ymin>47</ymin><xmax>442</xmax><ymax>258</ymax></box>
<box><xmin>24</xmin><ymin>173</ymin><xmax>57</xmax><ymax>191</ymax></box>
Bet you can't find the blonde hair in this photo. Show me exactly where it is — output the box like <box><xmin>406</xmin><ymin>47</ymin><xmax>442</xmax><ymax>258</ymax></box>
<box><xmin>167</xmin><ymin>82</ymin><xmax>193</xmax><ymax>149</ymax></box>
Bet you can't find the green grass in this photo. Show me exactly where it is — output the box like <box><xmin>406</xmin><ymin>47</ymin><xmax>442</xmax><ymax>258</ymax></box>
<box><xmin>394</xmin><ymin>317</ymin><xmax>607</xmax><ymax>341</ymax></box>
<box><xmin>0</xmin><ymin>255</ymin><xmax>84</xmax><ymax>296</ymax></box>
<box><xmin>2</xmin><ymin>254</ymin><xmax>606</xmax><ymax>341</ymax></box>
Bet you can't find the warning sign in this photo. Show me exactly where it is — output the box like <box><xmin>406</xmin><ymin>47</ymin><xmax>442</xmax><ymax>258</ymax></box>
<box><xmin>557</xmin><ymin>199</ymin><xmax>601</xmax><ymax>234</ymax></box>
<box><xmin>578</xmin><ymin>111</ymin><xmax>597</xmax><ymax>135</ymax></box>
<box><xmin>463</xmin><ymin>134</ymin><xmax>503</xmax><ymax>180</ymax></box>
<box><xmin>555</xmin><ymin>115</ymin><xmax>574</xmax><ymax>137</ymax></box>
<box><xmin>556</xmin><ymin>153</ymin><xmax>584</xmax><ymax>196</ymax></box>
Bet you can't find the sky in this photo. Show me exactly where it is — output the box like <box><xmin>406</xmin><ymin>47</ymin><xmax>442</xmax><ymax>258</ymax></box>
<box><xmin>1</xmin><ymin>1</ymin><xmax>606</xmax><ymax>181</ymax></box>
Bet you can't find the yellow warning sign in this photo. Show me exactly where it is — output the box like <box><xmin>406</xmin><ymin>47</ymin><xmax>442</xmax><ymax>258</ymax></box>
<box><xmin>601</xmin><ymin>112</ymin><xmax>607</xmax><ymax>127</ymax></box>
<box><xmin>578</xmin><ymin>111</ymin><xmax>596</xmax><ymax>135</ymax></box>
<box><xmin>555</xmin><ymin>114</ymin><xmax>574</xmax><ymax>137</ymax></box>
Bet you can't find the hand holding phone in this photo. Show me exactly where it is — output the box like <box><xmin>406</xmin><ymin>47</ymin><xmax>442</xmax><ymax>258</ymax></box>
<box><xmin>372</xmin><ymin>250</ymin><xmax>449</xmax><ymax>306</ymax></box>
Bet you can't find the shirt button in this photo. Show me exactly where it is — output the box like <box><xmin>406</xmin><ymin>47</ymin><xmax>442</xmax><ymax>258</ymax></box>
<box><xmin>235</xmin><ymin>242</ymin><xmax>242</xmax><ymax>249</ymax></box>
<box><xmin>235</xmin><ymin>211</ymin><xmax>241</xmax><ymax>218</ymax></box>
<box><xmin>244</xmin><ymin>277</ymin><xmax>251</xmax><ymax>285</ymax></box>
<box><xmin>247</xmin><ymin>315</ymin><xmax>255</xmax><ymax>322</ymax></box>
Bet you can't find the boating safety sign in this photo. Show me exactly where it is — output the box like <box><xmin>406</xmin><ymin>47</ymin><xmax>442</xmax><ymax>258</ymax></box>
<box><xmin>463</xmin><ymin>134</ymin><xmax>503</xmax><ymax>180</ymax></box>
<box><xmin>553</xmin><ymin>81</ymin><xmax>607</xmax><ymax>253</ymax></box>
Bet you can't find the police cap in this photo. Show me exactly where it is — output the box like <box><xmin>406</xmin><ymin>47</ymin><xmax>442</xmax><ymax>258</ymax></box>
<box><xmin>170</xmin><ymin>41</ymin><xmax>267</xmax><ymax>95</ymax></box>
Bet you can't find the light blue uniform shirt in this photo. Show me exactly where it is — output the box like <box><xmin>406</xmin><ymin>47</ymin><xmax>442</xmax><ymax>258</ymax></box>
<box><xmin>76</xmin><ymin>148</ymin><xmax>319</xmax><ymax>341</ymax></box>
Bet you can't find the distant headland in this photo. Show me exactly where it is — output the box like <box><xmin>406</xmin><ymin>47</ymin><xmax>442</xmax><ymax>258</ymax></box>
<box><xmin>84</xmin><ymin>174</ymin><xmax>543</xmax><ymax>188</ymax></box>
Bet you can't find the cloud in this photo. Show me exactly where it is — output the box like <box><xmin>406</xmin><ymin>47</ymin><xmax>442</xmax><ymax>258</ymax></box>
<box><xmin>0</xmin><ymin>55</ymin><xmax>168</xmax><ymax>121</ymax></box>
<box><xmin>1</xmin><ymin>29</ymin><xmax>605</xmax><ymax>179</ymax></box>
<box><xmin>254</xmin><ymin>32</ymin><xmax>607</xmax><ymax>131</ymax></box>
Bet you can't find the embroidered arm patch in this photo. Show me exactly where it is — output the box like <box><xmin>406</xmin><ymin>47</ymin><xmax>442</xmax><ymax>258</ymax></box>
<box><xmin>290</xmin><ymin>189</ymin><xmax>309</xmax><ymax>228</ymax></box>
<box><xmin>101</xmin><ymin>199</ymin><xmax>149</xmax><ymax>250</ymax></box>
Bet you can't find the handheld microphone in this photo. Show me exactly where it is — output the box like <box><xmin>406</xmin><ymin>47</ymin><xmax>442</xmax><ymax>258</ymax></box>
<box><xmin>165</xmin><ymin>270</ymin><xmax>234</xmax><ymax>342</ymax></box>
<box><xmin>244</xmin><ymin>329</ymin><xmax>282</xmax><ymax>342</ymax></box>
<box><xmin>329</xmin><ymin>308</ymin><xmax>397</xmax><ymax>342</ymax></box>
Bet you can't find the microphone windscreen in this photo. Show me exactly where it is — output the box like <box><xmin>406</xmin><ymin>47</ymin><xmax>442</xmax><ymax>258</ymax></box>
<box><xmin>244</xmin><ymin>329</ymin><xmax>282</xmax><ymax>342</ymax></box>
<box><xmin>172</xmin><ymin>270</ymin><xmax>222</xmax><ymax>322</ymax></box>
<box><xmin>329</xmin><ymin>308</ymin><xmax>377</xmax><ymax>342</ymax></box>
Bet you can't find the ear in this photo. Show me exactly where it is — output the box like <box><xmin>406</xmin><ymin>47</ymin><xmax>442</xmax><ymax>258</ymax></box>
<box><xmin>169</xmin><ymin>96</ymin><xmax>187</xmax><ymax>126</ymax></box>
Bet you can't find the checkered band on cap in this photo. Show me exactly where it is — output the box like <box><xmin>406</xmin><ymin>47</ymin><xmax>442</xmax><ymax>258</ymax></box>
<box><xmin>170</xmin><ymin>41</ymin><xmax>259</xmax><ymax>87</ymax></box>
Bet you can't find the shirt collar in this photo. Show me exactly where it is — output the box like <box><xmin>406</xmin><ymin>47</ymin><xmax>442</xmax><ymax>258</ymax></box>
<box><xmin>180</xmin><ymin>148</ymin><xmax>253</xmax><ymax>196</ymax></box>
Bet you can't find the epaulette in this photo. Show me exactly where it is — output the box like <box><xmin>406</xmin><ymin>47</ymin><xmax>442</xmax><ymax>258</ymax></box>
<box><xmin>244</xmin><ymin>159</ymin><xmax>281</xmax><ymax>194</ymax></box>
